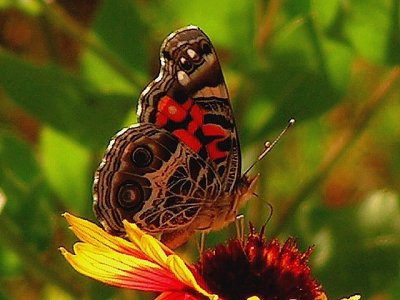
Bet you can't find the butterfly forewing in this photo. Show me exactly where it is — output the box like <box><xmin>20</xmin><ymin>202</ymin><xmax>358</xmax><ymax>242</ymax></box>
<box><xmin>138</xmin><ymin>26</ymin><xmax>241</xmax><ymax>194</ymax></box>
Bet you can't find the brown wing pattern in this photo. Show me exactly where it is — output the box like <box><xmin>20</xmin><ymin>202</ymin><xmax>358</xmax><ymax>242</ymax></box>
<box><xmin>93</xmin><ymin>123</ymin><xmax>222</xmax><ymax>236</ymax></box>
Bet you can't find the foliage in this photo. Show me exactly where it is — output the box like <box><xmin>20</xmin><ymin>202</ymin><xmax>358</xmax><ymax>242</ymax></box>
<box><xmin>0</xmin><ymin>0</ymin><xmax>399</xmax><ymax>299</ymax></box>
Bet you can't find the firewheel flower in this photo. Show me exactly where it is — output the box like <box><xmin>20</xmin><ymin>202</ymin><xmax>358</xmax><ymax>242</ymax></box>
<box><xmin>60</xmin><ymin>213</ymin><xmax>360</xmax><ymax>300</ymax></box>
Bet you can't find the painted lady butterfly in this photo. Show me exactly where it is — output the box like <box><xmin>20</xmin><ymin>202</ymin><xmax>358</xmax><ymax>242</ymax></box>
<box><xmin>93</xmin><ymin>26</ymin><xmax>259</xmax><ymax>248</ymax></box>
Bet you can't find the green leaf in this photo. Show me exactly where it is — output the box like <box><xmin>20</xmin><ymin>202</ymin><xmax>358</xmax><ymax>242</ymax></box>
<box><xmin>0</xmin><ymin>244</ymin><xmax>22</xmax><ymax>277</ymax></box>
<box><xmin>243</xmin><ymin>62</ymin><xmax>340</xmax><ymax>143</ymax></box>
<box><xmin>40</xmin><ymin>126</ymin><xmax>91</xmax><ymax>213</ymax></box>
<box><xmin>387</xmin><ymin>0</ymin><xmax>400</xmax><ymax>65</ymax></box>
<box><xmin>80</xmin><ymin>50</ymin><xmax>134</xmax><ymax>94</ymax></box>
<box><xmin>90</xmin><ymin>0</ymin><xmax>149</xmax><ymax>76</ymax></box>
<box><xmin>150</xmin><ymin>0</ymin><xmax>254</xmax><ymax>51</ymax></box>
<box><xmin>0</xmin><ymin>0</ymin><xmax>41</xmax><ymax>14</ymax></box>
<box><xmin>298</xmin><ymin>190</ymin><xmax>400</xmax><ymax>298</ymax></box>
<box><xmin>312</xmin><ymin>0</ymin><xmax>342</xmax><ymax>29</ymax></box>
<box><xmin>344</xmin><ymin>1</ymin><xmax>392</xmax><ymax>64</ymax></box>
<box><xmin>0</xmin><ymin>51</ymin><xmax>134</xmax><ymax>149</ymax></box>
<box><xmin>0</xmin><ymin>132</ymin><xmax>53</xmax><ymax>250</ymax></box>
<box><xmin>241</xmin><ymin>16</ymin><xmax>352</xmax><ymax>142</ymax></box>
<box><xmin>0</xmin><ymin>133</ymin><xmax>39</xmax><ymax>186</ymax></box>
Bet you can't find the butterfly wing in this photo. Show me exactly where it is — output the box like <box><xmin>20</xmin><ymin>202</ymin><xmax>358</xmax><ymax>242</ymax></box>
<box><xmin>93</xmin><ymin>123</ymin><xmax>222</xmax><ymax>238</ymax></box>
<box><xmin>138</xmin><ymin>26</ymin><xmax>241</xmax><ymax>194</ymax></box>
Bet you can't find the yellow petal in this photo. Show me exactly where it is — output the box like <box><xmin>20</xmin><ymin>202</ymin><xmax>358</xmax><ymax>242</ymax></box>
<box><xmin>340</xmin><ymin>296</ymin><xmax>361</xmax><ymax>300</ymax></box>
<box><xmin>122</xmin><ymin>220</ymin><xmax>144</xmax><ymax>248</ymax></box>
<box><xmin>140</xmin><ymin>234</ymin><xmax>169</xmax><ymax>266</ymax></box>
<box><xmin>75</xmin><ymin>243</ymin><xmax>159</xmax><ymax>272</ymax></box>
<box><xmin>61</xmin><ymin>244</ymin><xmax>159</xmax><ymax>279</ymax></box>
<box><xmin>123</xmin><ymin>220</ymin><xmax>173</xmax><ymax>255</ymax></box>
<box><xmin>63</xmin><ymin>213</ymin><xmax>139</xmax><ymax>255</ymax></box>
<box><xmin>167</xmin><ymin>255</ymin><xmax>217</xmax><ymax>299</ymax></box>
<box><xmin>60</xmin><ymin>245</ymin><xmax>183</xmax><ymax>291</ymax></box>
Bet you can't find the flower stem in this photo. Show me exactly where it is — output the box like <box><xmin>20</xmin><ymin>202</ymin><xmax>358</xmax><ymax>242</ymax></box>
<box><xmin>270</xmin><ymin>66</ymin><xmax>400</xmax><ymax>237</ymax></box>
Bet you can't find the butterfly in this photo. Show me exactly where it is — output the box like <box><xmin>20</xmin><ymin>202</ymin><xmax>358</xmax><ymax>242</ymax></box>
<box><xmin>93</xmin><ymin>25</ymin><xmax>259</xmax><ymax>249</ymax></box>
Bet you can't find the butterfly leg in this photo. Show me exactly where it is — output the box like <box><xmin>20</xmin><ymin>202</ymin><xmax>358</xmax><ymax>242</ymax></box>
<box><xmin>199</xmin><ymin>231</ymin><xmax>207</xmax><ymax>253</ymax></box>
<box><xmin>235</xmin><ymin>214</ymin><xmax>245</xmax><ymax>244</ymax></box>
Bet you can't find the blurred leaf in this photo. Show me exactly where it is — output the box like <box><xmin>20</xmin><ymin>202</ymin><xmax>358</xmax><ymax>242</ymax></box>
<box><xmin>0</xmin><ymin>51</ymin><xmax>134</xmax><ymax>149</ymax></box>
<box><xmin>344</xmin><ymin>1</ymin><xmax>391</xmax><ymax>64</ymax></box>
<box><xmin>296</xmin><ymin>190</ymin><xmax>400</xmax><ymax>298</ymax></box>
<box><xmin>387</xmin><ymin>0</ymin><xmax>400</xmax><ymax>65</ymax></box>
<box><xmin>0</xmin><ymin>243</ymin><xmax>22</xmax><ymax>277</ymax></box>
<box><xmin>40</xmin><ymin>126</ymin><xmax>91</xmax><ymax>213</ymax></box>
<box><xmin>0</xmin><ymin>133</ymin><xmax>52</xmax><ymax>249</ymax></box>
<box><xmin>323</xmin><ymin>38</ymin><xmax>353</xmax><ymax>91</ymax></box>
<box><xmin>41</xmin><ymin>284</ymin><xmax>74</xmax><ymax>300</ymax></box>
<box><xmin>242</xmin><ymin>15</ymin><xmax>353</xmax><ymax>142</ymax></box>
<box><xmin>0</xmin><ymin>133</ymin><xmax>39</xmax><ymax>186</ymax></box>
<box><xmin>0</xmin><ymin>0</ymin><xmax>12</xmax><ymax>9</ymax></box>
<box><xmin>389</xmin><ymin>274</ymin><xmax>400</xmax><ymax>298</ymax></box>
<box><xmin>80</xmin><ymin>50</ymin><xmax>134</xmax><ymax>94</ymax></box>
<box><xmin>150</xmin><ymin>0</ymin><xmax>254</xmax><ymax>52</ymax></box>
<box><xmin>284</xmin><ymin>0</ymin><xmax>311</xmax><ymax>17</ymax></box>
<box><xmin>312</xmin><ymin>0</ymin><xmax>341</xmax><ymax>29</ymax></box>
<box><xmin>357</xmin><ymin>190</ymin><xmax>400</xmax><ymax>236</ymax></box>
<box><xmin>243</xmin><ymin>62</ymin><xmax>340</xmax><ymax>143</ymax></box>
<box><xmin>0</xmin><ymin>0</ymin><xmax>41</xmax><ymax>14</ymax></box>
<box><xmin>90</xmin><ymin>0</ymin><xmax>149</xmax><ymax>76</ymax></box>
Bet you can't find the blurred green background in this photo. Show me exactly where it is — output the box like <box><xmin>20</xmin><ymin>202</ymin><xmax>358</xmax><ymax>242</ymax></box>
<box><xmin>0</xmin><ymin>0</ymin><xmax>399</xmax><ymax>299</ymax></box>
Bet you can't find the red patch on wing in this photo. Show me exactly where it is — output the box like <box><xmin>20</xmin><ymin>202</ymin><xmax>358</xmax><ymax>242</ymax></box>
<box><xmin>202</xmin><ymin>124</ymin><xmax>226</xmax><ymax>137</ymax></box>
<box><xmin>173</xmin><ymin>129</ymin><xmax>202</xmax><ymax>153</ymax></box>
<box><xmin>206</xmin><ymin>139</ymin><xmax>228</xmax><ymax>160</ymax></box>
<box><xmin>190</xmin><ymin>104</ymin><xmax>203</xmax><ymax>124</ymax></box>
<box><xmin>202</xmin><ymin>124</ymin><xmax>229</xmax><ymax>160</ymax></box>
<box><xmin>187</xmin><ymin>105</ymin><xmax>204</xmax><ymax>134</ymax></box>
<box><xmin>182</xmin><ymin>98</ymin><xmax>193</xmax><ymax>110</ymax></box>
<box><xmin>155</xmin><ymin>96</ymin><xmax>205</xmax><ymax>154</ymax></box>
<box><xmin>156</xmin><ymin>96</ymin><xmax>188</xmax><ymax>126</ymax></box>
<box><xmin>154</xmin><ymin>96</ymin><xmax>229</xmax><ymax>160</ymax></box>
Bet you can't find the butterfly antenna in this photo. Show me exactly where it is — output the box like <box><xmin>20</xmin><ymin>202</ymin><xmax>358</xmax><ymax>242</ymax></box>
<box><xmin>262</xmin><ymin>198</ymin><xmax>274</xmax><ymax>230</ymax></box>
<box><xmin>251</xmin><ymin>193</ymin><xmax>274</xmax><ymax>236</ymax></box>
<box><xmin>242</xmin><ymin>118</ymin><xmax>295</xmax><ymax>177</ymax></box>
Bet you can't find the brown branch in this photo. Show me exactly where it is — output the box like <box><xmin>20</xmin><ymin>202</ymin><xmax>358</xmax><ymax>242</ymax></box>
<box><xmin>255</xmin><ymin>0</ymin><xmax>283</xmax><ymax>53</ymax></box>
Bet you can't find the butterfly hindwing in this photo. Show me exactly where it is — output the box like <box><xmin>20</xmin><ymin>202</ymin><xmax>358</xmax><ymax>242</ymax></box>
<box><xmin>93</xmin><ymin>123</ymin><xmax>222</xmax><ymax>236</ymax></box>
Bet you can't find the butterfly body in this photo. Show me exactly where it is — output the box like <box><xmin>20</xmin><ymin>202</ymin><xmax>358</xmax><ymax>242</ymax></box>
<box><xmin>93</xmin><ymin>26</ymin><xmax>258</xmax><ymax>248</ymax></box>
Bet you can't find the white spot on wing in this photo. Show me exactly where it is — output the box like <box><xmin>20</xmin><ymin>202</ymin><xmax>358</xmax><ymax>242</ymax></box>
<box><xmin>177</xmin><ymin>71</ymin><xmax>190</xmax><ymax>86</ymax></box>
<box><xmin>187</xmin><ymin>48</ymin><xmax>197</xmax><ymax>59</ymax></box>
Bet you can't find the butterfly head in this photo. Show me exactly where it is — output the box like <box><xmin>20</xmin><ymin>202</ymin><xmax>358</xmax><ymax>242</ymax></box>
<box><xmin>159</xmin><ymin>25</ymin><xmax>224</xmax><ymax>94</ymax></box>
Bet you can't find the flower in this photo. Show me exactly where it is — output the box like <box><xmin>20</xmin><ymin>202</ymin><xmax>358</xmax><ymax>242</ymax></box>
<box><xmin>196</xmin><ymin>225</ymin><xmax>325</xmax><ymax>300</ymax></box>
<box><xmin>60</xmin><ymin>214</ymin><xmax>360</xmax><ymax>300</ymax></box>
